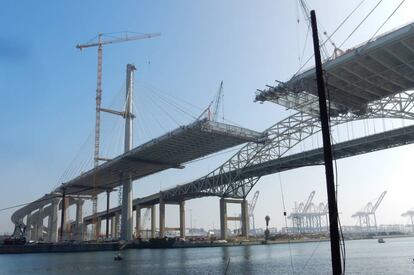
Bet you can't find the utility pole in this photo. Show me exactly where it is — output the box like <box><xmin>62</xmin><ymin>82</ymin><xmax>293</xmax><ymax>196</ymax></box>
<box><xmin>310</xmin><ymin>10</ymin><xmax>342</xmax><ymax>274</ymax></box>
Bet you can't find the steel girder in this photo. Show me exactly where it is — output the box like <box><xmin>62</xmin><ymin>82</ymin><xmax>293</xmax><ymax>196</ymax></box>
<box><xmin>162</xmin><ymin>91</ymin><xmax>414</xmax><ymax>201</ymax></box>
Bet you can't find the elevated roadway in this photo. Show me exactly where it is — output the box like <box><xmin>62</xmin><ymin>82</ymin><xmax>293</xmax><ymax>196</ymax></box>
<box><xmin>84</xmin><ymin>124</ymin><xmax>414</xmax><ymax>223</ymax></box>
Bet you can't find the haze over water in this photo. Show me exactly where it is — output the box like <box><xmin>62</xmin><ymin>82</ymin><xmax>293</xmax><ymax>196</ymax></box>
<box><xmin>1</xmin><ymin>237</ymin><xmax>414</xmax><ymax>274</ymax></box>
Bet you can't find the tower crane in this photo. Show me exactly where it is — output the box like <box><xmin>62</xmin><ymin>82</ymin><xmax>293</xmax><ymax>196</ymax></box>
<box><xmin>352</xmin><ymin>191</ymin><xmax>387</xmax><ymax>232</ymax></box>
<box><xmin>76</xmin><ymin>31</ymin><xmax>160</xmax><ymax>238</ymax></box>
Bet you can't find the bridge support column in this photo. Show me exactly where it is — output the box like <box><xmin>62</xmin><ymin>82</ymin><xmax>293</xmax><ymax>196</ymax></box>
<box><xmin>135</xmin><ymin>206</ymin><xmax>141</xmax><ymax>238</ymax></box>
<box><xmin>220</xmin><ymin>198</ymin><xmax>227</xmax><ymax>240</ymax></box>
<box><xmin>110</xmin><ymin>217</ymin><xmax>116</xmax><ymax>238</ymax></box>
<box><xmin>180</xmin><ymin>201</ymin><xmax>185</xmax><ymax>239</ymax></box>
<box><xmin>241</xmin><ymin>199</ymin><xmax>249</xmax><ymax>238</ymax></box>
<box><xmin>75</xmin><ymin>200</ymin><xmax>84</xmax><ymax>241</ymax></box>
<box><xmin>151</xmin><ymin>205</ymin><xmax>156</xmax><ymax>238</ymax></box>
<box><xmin>114</xmin><ymin>212</ymin><xmax>120</xmax><ymax>239</ymax></box>
<box><xmin>37</xmin><ymin>207</ymin><xmax>44</xmax><ymax>241</ymax></box>
<box><xmin>159</xmin><ymin>195</ymin><xmax>165</xmax><ymax>238</ymax></box>
<box><xmin>48</xmin><ymin>198</ymin><xmax>59</xmax><ymax>242</ymax></box>
<box><xmin>121</xmin><ymin>176</ymin><xmax>133</xmax><ymax>241</ymax></box>
<box><xmin>26</xmin><ymin>213</ymin><xmax>32</xmax><ymax>241</ymax></box>
<box><xmin>96</xmin><ymin>217</ymin><xmax>101</xmax><ymax>239</ymax></box>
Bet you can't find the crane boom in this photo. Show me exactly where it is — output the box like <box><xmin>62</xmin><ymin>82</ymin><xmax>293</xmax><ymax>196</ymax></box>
<box><xmin>371</xmin><ymin>191</ymin><xmax>387</xmax><ymax>213</ymax></box>
<box><xmin>76</xmin><ymin>32</ymin><xmax>161</xmax><ymax>49</ymax></box>
<box><xmin>248</xmin><ymin>191</ymin><xmax>260</xmax><ymax>216</ymax></box>
<box><xmin>212</xmin><ymin>81</ymin><xmax>223</xmax><ymax>122</ymax></box>
<box><xmin>303</xmin><ymin>191</ymin><xmax>316</xmax><ymax>213</ymax></box>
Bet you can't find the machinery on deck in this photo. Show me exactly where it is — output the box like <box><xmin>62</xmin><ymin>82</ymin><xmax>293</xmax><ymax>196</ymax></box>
<box><xmin>3</xmin><ymin>222</ymin><xmax>26</xmax><ymax>245</ymax></box>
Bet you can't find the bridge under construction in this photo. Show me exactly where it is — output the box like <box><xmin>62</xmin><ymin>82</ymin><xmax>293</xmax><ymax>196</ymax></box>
<box><xmin>10</xmin><ymin>21</ymin><xmax>414</xmax><ymax>244</ymax></box>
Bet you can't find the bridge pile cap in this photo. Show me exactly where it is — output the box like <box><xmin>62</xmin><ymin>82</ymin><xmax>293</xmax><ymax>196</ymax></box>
<box><xmin>56</xmin><ymin>119</ymin><xmax>264</xmax><ymax>196</ymax></box>
<box><xmin>255</xmin><ymin>22</ymin><xmax>414</xmax><ymax>116</ymax></box>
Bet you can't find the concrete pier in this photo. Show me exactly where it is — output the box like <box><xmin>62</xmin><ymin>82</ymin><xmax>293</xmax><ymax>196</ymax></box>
<box><xmin>180</xmin><ymin>201</ymin><xmax>185</xmax><ymax>238</ymax></box>
<box><xmin>110</xmin><ymin>216</ymin><xmax>116</xmax><ymax>238</ymax></box>
<box><xmin>48</xmin><ymin>198</ymin><xmax>59</xmax><ymax>242</ymax></box>
<box><xmin>220</xmin><ymin>198</ymin><xmax>249</xmax><ymax>240</ymax></box>
<box><xmin>37</xmin><ymin>207</ymin><xmax>44</xmax><ymax>241</ymax></box>
<box><xmin>75</xmin><ymin>200</ymin><xmax>84</xmax><ymax>241</ymax></box>
<box><xmin>26</xmin><ymin>213</ymin><xmax>32</xmax><ymax>241</ymax></box>
<box><xmin>159</xmin><ymin>195</ymin><xmax>165</xmax><ymax>238</ymax></box>
<box><xmin>220</xmin><ymin>198</ymin><xmax>227</xmax><ymax>240</ymax></box>
<box><xmin>114</xmin><ymin>212</ymin><xmax>120</xmax><ymax>239</ymax></box>
<box><xmin>135</xmin><ymin>207</ymin><xmax>141</xmax><ymax>238</ymax></box>
<box><xmin>120</xmin><ymin>64</ymin><xmax>135</xmax><ymax>241</ymax></box>
<box><xmin>151</xmin><ymin>205</ymin><xmax>156</xmax><ymax>238</ymax></box>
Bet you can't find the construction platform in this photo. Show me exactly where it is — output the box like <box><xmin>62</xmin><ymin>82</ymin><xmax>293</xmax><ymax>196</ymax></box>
<box><xmin>255</xmin><ymin>22</ymin><xmax>414</xmax><ymax>116</ymax></box>
<box><xmin>12</xmin><ymin>119</ymin><xmax>264</xmax><ymax>224</ymax></box>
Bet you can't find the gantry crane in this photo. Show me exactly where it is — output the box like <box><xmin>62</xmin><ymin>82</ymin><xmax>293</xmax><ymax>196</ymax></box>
<box><xmin>288</xmin><ymin>191</ymin><xmax>315</xmax><ymax>232</ymax></box>
<box><xmin>352</xmin><ymin>191</ymin><xmax>387</xmax><ymax>232</ymax></box>
<box><xmin>76</xmin><ymin>31</ymin><xmax>160</xmax><ymax>238</ymax></box>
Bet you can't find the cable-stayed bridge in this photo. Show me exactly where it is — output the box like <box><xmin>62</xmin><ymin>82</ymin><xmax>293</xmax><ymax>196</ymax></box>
<box><xmin>11</xmin><ymin>21</ymin><xmax>414</xmax><ymax>242</ymax></box>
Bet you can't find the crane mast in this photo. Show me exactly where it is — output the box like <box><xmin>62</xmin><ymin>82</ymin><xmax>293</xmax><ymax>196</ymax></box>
<box><xmin>76</xmin><ymin>31</ymin><xmax>160</xmax><ymax>239</ymax></box>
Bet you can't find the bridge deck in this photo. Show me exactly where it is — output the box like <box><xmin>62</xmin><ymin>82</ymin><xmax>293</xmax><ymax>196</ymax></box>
<box><xmin>255</xmin><ymin>22</ymin><xmax>414</xmax><ymax>116</ymax></box>
<box><xmin>83</xmin><ymin>124</ymin><xmax>414</xmax><ymax>223</ymax></box>
<box><xmin>57</xmin><ymin>119</ymin><xmax>263</xmax><ymax>195</ymax></box>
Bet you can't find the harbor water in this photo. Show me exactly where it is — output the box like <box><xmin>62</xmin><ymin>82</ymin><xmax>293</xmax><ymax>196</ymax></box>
<box><xmin>1</xmin><ymin>237</ymin><xmax>414</xmax><ymax>274</ymax></box>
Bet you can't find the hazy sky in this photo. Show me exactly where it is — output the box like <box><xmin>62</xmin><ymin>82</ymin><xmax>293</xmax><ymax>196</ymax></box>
<box><xmin>1</xmin><ymin>0</ymin><xmax>414</xmax><ymax>234</ymax></box>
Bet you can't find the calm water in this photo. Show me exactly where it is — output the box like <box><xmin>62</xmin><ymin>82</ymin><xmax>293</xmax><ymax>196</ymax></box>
<box><xmin>1</xmin><ymin>237</ymin><xmax>414</xmax><ymax>274</ymax></box>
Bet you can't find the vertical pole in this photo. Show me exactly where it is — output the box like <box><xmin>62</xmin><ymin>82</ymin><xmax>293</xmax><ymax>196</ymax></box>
<box><xmin>179</xmin><ymin>201</ymin><xmax>185</xmax><ymax>238</ymax></box>
<box><xmin>159</xmin><ymin>194</ymin><xmax>165</xmax><ymax>238</ymax></box>
<box><xmin>26</xmin><ymin>213</ymin><xmax>32</xmax><ymax>241</ymax></box>
<box><xmin>121</xmin><ymin>64</ymin><xmax>136</xmax><ymax>241</ymax></box>
<box><xmin>310</xmin><ymin>10</ymin><xmax>342</xmax><ymax>274</ymax></box>
<box><xmin>136</xmin><ymin>206</ymin><xmax>141</xmax><ymax>239</ymax></box>
<box><xmin>151</xmin><ymin>205</ymin><xmax>156</xmax><ymax>238</ymax></box>
<box><xmin>106</xmin><ymin>191</ymin><xmax>110</xmax><ymax>238</ymax></box>
<box><xmin>59</xmin><ymin>189</ymin><xmax>66</xmax><ymax>242</ymax></box>
<box><xmin>220</xmin><ymin>198</ymin><xmax>227</xmax><ymax>240</ymax></box>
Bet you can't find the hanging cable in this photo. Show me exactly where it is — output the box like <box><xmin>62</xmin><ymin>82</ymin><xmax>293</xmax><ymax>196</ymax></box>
<box><xmin>278</xmin><ymin>173</ymin><xmax>294</xmax><ymax>273</ymax></box>
<box><xmin>336</xmin><ymin>0</ymin><xmax>384</xmax><ymax>51</ymax></box>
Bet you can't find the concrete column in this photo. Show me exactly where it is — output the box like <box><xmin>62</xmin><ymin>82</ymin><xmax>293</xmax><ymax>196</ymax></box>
<box><xmin>75</xmin><ymin>200</ymin><xmax>84</xmax><ymax>241</ymax></box>
<box><xmin>37</xmin><ymin>207</ymin><xmax>44</xmax><ymax>241</ymax></box>
<box><xmin>114</xmin><ymin>212</ymin><xmax>120</xmax><ymax>239</ymax></box>
<box><xmin>180</xmin><ymin>201</ymin><xmax>185</xmax><ymax>238</ymax></box>
<box><xmin>96</xmin><ymin>217</ymin><xmax>101</xmax><ymax>239</ymax></box>
<box><xmin>120</xmin><ymin>65</ymin><xmax>135</xmax><ymax>241</ymax></box>
<box><xmin>26</xmin><ymin>213</ymin><xmax>32</xmax><ymax>241</ymax></box>
<box><xmin>220</xmin><ymin>198</ymin><xmax>227</xmax><ymax>240</ymax></box>
<box><xmin>135</xmin><ymin>207</ymin><xmax>141</xmax><ymax>238</ymax></box>
<box><xmin>111</xmin><ymin>217</ymin><xmax>116</xmax><ymax>238</ymax></box>
<box><xmin>151</xmin><ymin>205</ymin><xmax>156</xmax><ymax>238</ymax></box>
<box><xmin>48</xmin><ymin>198</ymin><xmax>59</xmax><ymax>243</ymax></box>
<box><xmin>241</xmin><ymin>199</ymin><xmax>249</xmax><ymax>238</ymax></box>
<box><xmin>159</xmin><ymin>195</ymin><xmax>165</xmax><ymax>238</ymax></box>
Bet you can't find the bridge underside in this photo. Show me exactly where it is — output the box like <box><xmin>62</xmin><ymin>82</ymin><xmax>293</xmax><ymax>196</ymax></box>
<box><xmin>84</xmin><ymin>124</ymin><xmax>414</xmax><ymax>223</ymax></box>
<box><xmin>57</xmin><ymin>119</ymin><xmax>263</xmax><ymax>196</ymax></box>
<box><xmin>255</xmin><ymin>22</ymin><xmax>414</xmax><ymax>116</ymax></box>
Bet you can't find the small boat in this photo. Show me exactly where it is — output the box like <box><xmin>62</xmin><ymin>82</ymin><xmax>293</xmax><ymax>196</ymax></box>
<box><xmin>114</xmin><ymin>253</ymin><xmax>123</xmax><ymax>261</ymax></box>
<box><xmin>378</xmin><ymin>238</ymin><xmax>385</xmax><ymax>243</ymax></box>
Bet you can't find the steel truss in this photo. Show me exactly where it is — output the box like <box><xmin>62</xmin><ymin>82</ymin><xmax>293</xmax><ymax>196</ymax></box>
<box><xmin>163</xmin><ymin>91</ymin><xmax>414</xmax><ymax>202</ymax></box>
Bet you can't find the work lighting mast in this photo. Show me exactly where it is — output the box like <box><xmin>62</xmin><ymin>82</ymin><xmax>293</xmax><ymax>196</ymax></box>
<box><xmin>76</xmin><ymin>32</ymin><xmax>160</xmax><ymax>238</ymax></box>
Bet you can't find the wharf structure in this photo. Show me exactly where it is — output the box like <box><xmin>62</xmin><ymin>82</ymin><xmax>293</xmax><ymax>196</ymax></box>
<box><xmin>11</xmin><ymin>22</ymin><xmax>414</xmax><ymax>243</ymax></box>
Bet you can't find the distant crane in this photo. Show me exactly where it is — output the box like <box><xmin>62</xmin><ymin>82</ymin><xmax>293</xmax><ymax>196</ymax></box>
<box><xmin>288</xmin><ymin>191</ymin><xmax>315</xmax><ymax>232</ymax></box>
<box><xmin>76</xmin><ymin>31</ymin><xmax>160</xmax><ymax>237</ymax></box>
<box><xmin>401</xmin><ymin>208</ymin><xmax>414</xmax><ymax>232</ymax></box>
<box><xmin>211</xmin><ymin>81</ymin><xmax>224</xmax><ymax>122</ymax></box>
<box><xmin>352</xmin><ymin>191</ymin><xmax>387</xmax><ymax>232</ymax></box>
<box><xmin>248</xmin><ymin>191</ymin><xmax>260</xmax><ymax>235</ymax></box>
<box><xmin>198</xmin><ymin>81</ymin><xmax>224</xmax><ymax>122</ymax></box>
